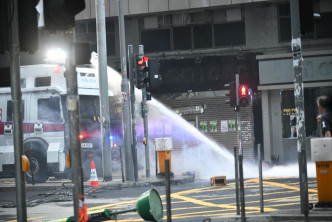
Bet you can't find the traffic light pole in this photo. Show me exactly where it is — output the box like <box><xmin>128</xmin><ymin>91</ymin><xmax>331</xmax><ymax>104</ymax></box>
<box><xmin>96</xmin><ymin>0</ymin><xmax>112</xmax><ymax>181</ymax></box>
<box><xmin>118</xmin><ymin>0</ymin><xmax>134</xmax><ymax>181</ymax></box>
<box><xmin>235</xmin><ymin>74</ymin><xmax>245</xmax><ymax>221</ymax></box>
<box><xmin>9</xmin><ymin>0</ymin><xmax>27</xmax><ymax>220</ymax></box>
<box><xmin>139</xmin><ymin>45</ymin><xmax>151</xmax><ymax>178</ymax></box>
<box><xmin>235</xmin><ymin>74</ymin><xmax>242</xmax><ymax>155</ymax></box>
<box><xmin>290</xmin><ymin>0</ymin><xmax>309</xmax><ymax>217</ymax></box>
<box><xmin>128</xmin><ymin>45</ymin><xmax>138</xmax><ymax>182</ymax></box>
<box><xmin>64</xmin><ymin>30</ymin><xmax>84</xmax><ymax>222</ymax></box>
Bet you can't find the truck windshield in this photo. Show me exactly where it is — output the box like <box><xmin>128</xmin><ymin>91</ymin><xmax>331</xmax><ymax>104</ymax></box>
<box><xmin>79</xmin><ymin>95</ymin><xmax>100</xmax><ymax>122</ymax></box>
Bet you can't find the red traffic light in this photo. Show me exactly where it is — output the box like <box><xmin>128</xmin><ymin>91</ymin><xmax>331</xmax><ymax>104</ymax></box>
<box><xmin>240</xmin><ymin>85</ymin><xmax>248</xmax><ymax>96</ymax></box>
<box><xmin>138</xmin><ymin>56</ymin><xmax>149</xmax><ymax>65</ymax></box>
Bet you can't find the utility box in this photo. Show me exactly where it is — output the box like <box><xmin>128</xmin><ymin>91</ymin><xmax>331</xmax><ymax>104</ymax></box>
<box><xmin>155</xmin><ymin>137</ymin><xmax>173</xmax><ymax>175</ymax></box>
<box><xmin>311</xmin><ymin>138</ymin><xmax>332</xmax><ymax>206</ymax></box>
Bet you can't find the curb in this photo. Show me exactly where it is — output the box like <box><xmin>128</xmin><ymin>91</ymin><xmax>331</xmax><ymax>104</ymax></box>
<box><xmin>0</xmin><ymin>176</ymin><xmax>195</xmax><ymax>192</ymax></box>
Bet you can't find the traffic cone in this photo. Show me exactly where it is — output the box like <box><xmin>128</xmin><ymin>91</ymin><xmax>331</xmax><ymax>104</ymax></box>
<box><xmin>90</xmin><ymin>161</ymin><xmax>99</xmax><ymax>188</ymax></box>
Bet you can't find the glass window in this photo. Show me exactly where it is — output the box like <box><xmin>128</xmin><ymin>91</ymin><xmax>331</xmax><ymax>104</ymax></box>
<box><xmin>38</xmin><ymin>97</ymin><xmax>61</xmax><ymax>123</ymax></box>
<box><xmin>158</xmin><ymin>15</ymin><xmax>172</xmax><ymax>27</ymax></box>
<box><xmin>106</xmin><ymin>33</ymin><xmax>116</xmax><ymax>56</ymax></box>
<box><xmin>214</xmin><ymin>22</ymin><xmax>245</xmax><ymax>46</ymax></box>
<box><xmin>279</xmin><ymin>4</ymin><xmax>290</xmax><ymax>16</ymax></box>
<box><xmin>173</xmin><ymin>26</ymin><xmax>192</xmax><ymax>50</ymax></box>
<box><xmin>106</xmin><ymin>20</ymin><xmax>115</xmax><ymax>33</ymax></box>
<box><xmin>21</xmin><ymin>78</ymin><xmax>26</xmax><ymax>88</ymax></box>
<box><xmin>278</xmin><ymin>4</ymin><xmax>292</xmax><ymax>42</ymax></box>
<box><xmin>6</xmin><ymin>100</ymin><xmax>24</xmax><ymax>121</ymax></box>
<box><xmin>279</xmin><ymin>17</ymin><xmax>291</xmax><ymax>41</ymax></box>
<box><xmin>193</xmin><ymin>25</ymin><xmax>212</xmax><ymax>49</ymax></box>
<box><xmin>281</xmin><ymin>89</ymin><xmax>318</xmax><ymax>138</ymax></box>
<box><xmin>88</xmin><ymin>21</ymin><xmax>96</xmax><ymax>33</ymax></box>
<box><xmin>79</xmin><ymin>95</ymin><xmax>100</xmax><ymax>122</ymax></box>
<box><xmin>316</xmin><ymin>12</ymin><xmax>332</xmax><ymax>39</ymax></box>
<box><xmin>76</xmin><ymin>22</ymin><xmax>87</xmax><ymax>33</ymax></box>
<box><xmin>35</xmin><ymin>76</ymin><xmax>51</xmax><ymax>87</ymax></box>
<box><xmin>141</xmin><ymin>29</ymin><xmax>171</xmax><ymax>52</ymax></box>
<box><xmin>278</xmin><ymin>4</ymin><xmax>332</xmax><ymax>41</ymax></box>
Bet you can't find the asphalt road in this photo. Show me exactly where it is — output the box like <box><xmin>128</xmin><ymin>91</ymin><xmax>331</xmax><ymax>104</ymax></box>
<box><xmin>0</xmin><ymin>177</ymin><xmax>318</xmax><ymax>222</ymax></box>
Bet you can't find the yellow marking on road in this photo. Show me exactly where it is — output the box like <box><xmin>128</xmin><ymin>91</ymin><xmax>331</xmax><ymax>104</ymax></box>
<box><xmin>87</xmin><ymin>199</ymin><xmax>137</xmax><ymax>211</ymax></box>
<box><xmin>227</xmin><ymin>194</ymin><xmax>318</xmax><ymax>206</ymax></box>
<box><xmin>44</xmin><ymin>177</ymin><xmax>317</xmax><ymax>222</ymax></box>
<box><xmin>171</xmin><ymin>210</ymin><xmax>265</xmax><ymax>219</ymax></box>
<box><xmin>189</xmin><ymin>185</ymin><xmax>259</xmax><ymax>194</ymax></box>
<box><xmin>268</xmin><ymin>202</ymin><xmax>301</xmax><ymax>207</ymax></box>
<box><xmin>249</xmin><ymin>179</ymin><xmax>318</xmax><ymax>193</ymax></box>
<box><xmin>7</xmin><ymin>217</ymin><xmax>44</xmax><ymax>222</ymax></box>
<box><xmin>113</xmin><ymin>210</ymin><xmax>267</xmax><ymax>221</ymax></box>
<box><xmin>171</xmin><ymin>193</ymin><xmax>277</xmax><ymax>212</ymax></box>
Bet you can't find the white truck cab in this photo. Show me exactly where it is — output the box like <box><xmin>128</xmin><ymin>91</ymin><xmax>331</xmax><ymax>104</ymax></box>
<box><xmin>0</xmin><ymin>63</ymin><xmax>113</xmax><ymax>183</ymax></box>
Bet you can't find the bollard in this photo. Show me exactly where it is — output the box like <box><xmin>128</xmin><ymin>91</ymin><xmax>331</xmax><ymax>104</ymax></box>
<box><xmin>239</xmin><ymin>154</ymin><xmax>246</xmax><ymax>222</ymax></box>
<box><xmin>234</xmin><ymin>147</ymin><xmax>240</xmax><ymax>215</ymax></box>
<box><xmin>165</xmin><ymin>159</ymin><xmax>172</xmax><ymax>222</ymax></box>
<box><xmin>258</xmin><ymin>144</ymin><xmax>264</xmax><ymax>213</ymax></box>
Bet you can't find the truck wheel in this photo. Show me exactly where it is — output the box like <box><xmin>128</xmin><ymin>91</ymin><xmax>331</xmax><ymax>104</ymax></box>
<box><xmin>26</xmin><ymin>152</ymin><xmax>49</xmax><ymax>183</ymax></box>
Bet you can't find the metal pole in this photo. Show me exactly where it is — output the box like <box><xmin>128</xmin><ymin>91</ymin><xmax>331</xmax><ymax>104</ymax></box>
<box><xmin>139</xmin><ymin>45</ymin><xmax>151</xmax><ymax>178</ymax></box>
<box><xmin>165</xmin><ymin>159</ymin><xmax>172</xmax><ymax>222</ymax></box>
<box><xmin>64</xmin><ymin>30</ymin><xmax>84</xmax><ymax>222</ymax></box>
<box><xmin>195</xmin><ymin>114</ymin><xmax>199</xmax><ymax>129</ymax></box>
<box><xmin>290</xmin><ymin>0</ymin><xmax>309</xmax><ymax>217</ymax></box>
<box><xmin>234</xmin><ymin>147</ymin><xmax>240</xmax><ymax>215</ymax></box>
<box><xmin>96</xmin><ymin>0</ymin><xmax>112</xmax><ymax>181</ymax></box>
<box><xmin>128</xmin><ymin>45</ymin><xmax>138</xmax><ymax>182</ymax></box>
<box><xmin>235</xmin><ymin>74</ymin><xmax>242</xmax><ymax>155</ymax></box>
<box><xmin>258</xmin><ymin>144</ymin><xmax>264</xmax><ymax>213</ymax></box>
<box><xmin>239</xmin><ymin>154</ymin><xmax>246</xmax><ymax>222</ymax></box>
<box><xmin>142</xmin><ymin>87</ymin><xmax>150</xmax><ymax>178</ymax></box>
<box><xmin>118</xmin><ymin>0</ymin><xmax>134</xmax><ymax>181</ymax></box>
<box><xmin>9</xmin><ymin>0</ymin><xmax>27</xmax><ymax>220</ymax></box>
<box><xmin>119</xmin><ymin>145</ymin><xmax>125</xmax><ymax>183</ymax></box>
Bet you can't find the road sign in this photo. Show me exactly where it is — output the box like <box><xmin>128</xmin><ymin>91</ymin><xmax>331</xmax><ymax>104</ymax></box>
<box><xmin>174</xmin><ymin>105</ymin><xmax>206</xmax><ymax>116</ymax></box>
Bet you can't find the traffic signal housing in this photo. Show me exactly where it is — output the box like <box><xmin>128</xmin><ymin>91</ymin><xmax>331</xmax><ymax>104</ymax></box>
<box><xmin>135</xmin><ymin>55</ymin><xmax>148</xmax><ymax>89</ymax></box>
<box><xmin>43</xmin><ymin>0</ymin><xmax>85</xmax><ymax>31</ymax></box>
<box><xmin>0</xmin><ymin>0</ymin><xmax>39</xmax><ymax>53</ymax></box>
<box><xmin>239</xmin><ymin>85</ymin><xmax>249</xmax><ymax>107</ymax></box>
<box><xmin>146</xmin><ymin>58</ymin><xmax>161</xmax><ymax>92</ymax></box>
<box><xmin>224</xmin><ymin>81</ymin><xmax>236</xmax><ymax>108</ymax></box>
<box><xmin>299</xmin><ymin>0</ymin><xmax>314</xmax><ymax>35</ymax></box>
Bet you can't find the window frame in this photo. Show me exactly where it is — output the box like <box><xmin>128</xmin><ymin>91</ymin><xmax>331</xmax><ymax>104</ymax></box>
<box><xmin>37</xmin><ymin>96</ymin><xmax>63</xmax><ymax>123</ymax></box>
<box><xmin>6</xmin><ymin>99</ymin><xmax>25</xmax><ymax>122</ymax></box>
<box><xmin>140</xmin><ymin>8</ymin><xmax>246</xmax><ymax>52</ymax></box>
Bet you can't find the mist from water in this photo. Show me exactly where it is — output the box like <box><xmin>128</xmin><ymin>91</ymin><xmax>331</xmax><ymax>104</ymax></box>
<box><xmin>90</xmin><ymin>56</ymin><xmax>317</xmax><ymax>180</ymax></box>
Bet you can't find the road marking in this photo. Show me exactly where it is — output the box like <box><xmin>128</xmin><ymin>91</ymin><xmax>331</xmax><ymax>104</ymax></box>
<box><xmin>249</xmin><ymin>179</ymin><xmax>318</xmax><ymax>193</ymax></box>
<box><xmin>171</xmin><ymin>193</ymin><xmax>277</xmax><ymax>212</ymax></box>
<box><xmin>184</xmin><ymin>184</ymin><xmax>258</xmax><ymax>194</ymax></box>
<box><xmin>227</xmin><ymin>194</ymin><xmax>318</xmax><ymax>206</ymax></box>
<box><xmin>88</xmin><ymin>199</ymin><xmax>137</xmax><ymax>211</ymax></box>
<box><xmin>42</xmin><ymin>178</ymin><xmax>318</xmax><ymax>222</ymax></box>
<box><xmin>114</xmin><ymin>209</ymin><xmax>266</xmax><ymax>221</ymax></box>
<box><xmin>7</xmin><ymin>217</ymin><xmax>44</xmax><ymax>222</ymax></box>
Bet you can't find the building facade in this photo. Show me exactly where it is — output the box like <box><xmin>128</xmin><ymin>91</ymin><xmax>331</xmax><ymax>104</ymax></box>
<box><xmin>73</xmin><ymin>0</ymin><xmax>332</xmax><ymax>162</ymax></box>
<box><xmin>1</xmin><ymin>0</ymin><xmax>331</xmax><ymax>162</ymax></box>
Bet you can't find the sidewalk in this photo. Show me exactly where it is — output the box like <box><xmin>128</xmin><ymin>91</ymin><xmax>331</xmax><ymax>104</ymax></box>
<box><xmin>204</xmin><ymin>208</ymin><xmax>332</xmax><ymax>222</ymax></box>
<box><xmin>0</xmin><ymin>170</ymin><xmax>195</xmax><ymax>192</ymax></box>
